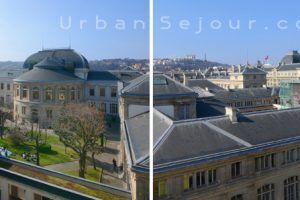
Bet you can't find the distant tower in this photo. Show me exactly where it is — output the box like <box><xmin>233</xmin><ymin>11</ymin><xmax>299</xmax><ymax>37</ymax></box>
<box><xmin>204</xmin><ymin>53</ymin><xmax>207</xmax><ymax>62</ymax></box>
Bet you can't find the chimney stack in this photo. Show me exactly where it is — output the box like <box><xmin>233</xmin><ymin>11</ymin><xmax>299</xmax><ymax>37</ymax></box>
<box><xmin>183</xmin><ymin>72</ymin><xmax>187</xmax><ymax>85</ymax></box>
<box><xmin>225</xmin><ymin>107</ymin><xmax>238</xmax><ymax>123</ymax></box>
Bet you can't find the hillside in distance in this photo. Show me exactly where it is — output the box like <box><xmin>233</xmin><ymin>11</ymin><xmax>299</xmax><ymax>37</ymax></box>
<box><xmin>155</xmin><ymin>59</ymin><xmax>230</xmax><ymax>71</ymax></box>
<box><xmin>0</xmin><ymin>61</ymin><xmax>23</xmax><ymax>69</ymax></box>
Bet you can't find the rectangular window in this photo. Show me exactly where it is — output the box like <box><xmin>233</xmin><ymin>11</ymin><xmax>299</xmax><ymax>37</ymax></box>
<box><xmin>110</xmin><ymin>103</ymin><xmax>118</xmax><ymax>114</ymax></box>
<box><xmin>89</xmin><ymin>88</ymin><xmax>95</xmax><ymax>97</ymax></box>
<box><xmin>287</xmin><ymin>149</ymin><xmax>296</xmax><ymax>163</ymax></box>
<box><xmin>196</xmin><ymin>171</ymin><xmax>206</xmax><ymax>188</ymax></box>
<box><xmin>179</xmin><ymin>104</ymin><xmax>190</xmax><ymax>120</ymax></box>
<box><xmin>0</xmin><ymin>83</ymin><xmax>3</xmax><ymax>90</ymax></box>
<box><xmin>111</xmin><ymin>87</ymin><xmax>117</xmax><ymax>97</ymax></box>
<box><xmin>184</xmin><ymin>174</ymin><xmax>193</xmax><ymax>191</ymax></box>
<box><xmin>231</xmin><ymin>162</ymin><xmax>241</xmax><ymax>178</ymax></box>
<box><xmin>231</xmin><ymin>194</ymin><xmax>243</xmax><ymax>200</ymax></box>
<box><xmin>208</xmin><ymin>169</ymin><xmax>217</xmax><ymax>184</ymax></box>
<box><xmin>154</xmin><ymin>181</ymin><xmax>159</xmax><ymax>198</ymax></box>
<box><xmin>22</xmin><ymin>106</ymin><xmax>26</xmax><ymax>115</ymax></box>
<box><xmin>22</xmin><ymin>87</ymin><xmax>28</xmax><ymax>99</ymax></box>
<box><xmin>158</xmin><ymin>180</ymin><xmax>167</xmax><ymax>197</ymax></box>
<box><xmin>46</xmin><ymin>110</ymin><xmax>52</xmax><ymax>120</ymax></box>
<box><xmin>100</xmin><ymin>103</ymin><xmax>106</xmax><ymax>113</ymax></box>
<box><xmin>100</xmin><ymin>87</ymin><xmax>105</xmax><ymax>97</ymax></box>
<box><xmin>34</xmin><ymin>193</ymin><xmax>53</xmax><ymax>200</ymax></box>
<box><xmin>255</xmin><ymin>154</ymin><xmax>276</xmax><ymax>171</ymax></box>
<box><xmin>16</xmin><ymin>85</ymin><xmax>20</xmax><ymax>97</ymax></box>
<box><xmin>7</xmin><ymin>84</ymin><xmax>10</xmax><ymax>91</ymax></box>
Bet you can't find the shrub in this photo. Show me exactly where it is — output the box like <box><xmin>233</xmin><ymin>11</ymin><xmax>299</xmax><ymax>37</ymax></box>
<box><xmin>8</xmin><ymin>131</ymin><xmax>25</xmax><ymax>146</ymax></box>
<box><xmin>38</xmin><ymin>143</ymin><xmax>52</xmax><ymax>153</ymax></box>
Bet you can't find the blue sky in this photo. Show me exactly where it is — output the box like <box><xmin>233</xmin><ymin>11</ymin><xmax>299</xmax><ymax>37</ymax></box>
<box><xmin>0</xmin><ymin>0</ymin><xmax>148</xmax><ymax>61</ymax></box>
<box><xmin>154</xmin><ymin>0</ymin><xmax>300</xmax><ymax>65</ymax></box>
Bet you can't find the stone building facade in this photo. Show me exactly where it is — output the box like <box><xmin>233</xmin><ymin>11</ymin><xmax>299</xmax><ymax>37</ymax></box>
<box><xmin>209</xmin><ymin>66</ymin><xmax>267</xmax><ymax>90</ymax></box>
<box><xmin>13</xmin><ymin>49</ymin><xmax>125</xmax><ymax>128</ymax></box>
<box><xmin>0</xmin><ymin>69</ymin><xmax>27</xmax><ymax>107</ymax></box>
<box><xmin>266</xmin><ymin>51</ymin><xmax>300</xmax><ymax>87</ymax></box>
<box><xmin>153</xmin><ymin>107</ymin><xmax>300</xmax><ymax>200</ymax></box>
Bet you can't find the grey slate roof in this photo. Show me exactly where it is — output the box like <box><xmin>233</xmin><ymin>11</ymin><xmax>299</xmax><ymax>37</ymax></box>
<box><xmin>124</xmin><ymin>107</ymin><xmax>300</xmax><ymax>172</ymax></box>
<box><xmin>280</xmin><ymin>51</ymin><xmax>300</xmax><ymax>65</ymax></box>
<box><xmin>14</xmin><ymin>67</ymin><xmax>83</xmax><ymax>83</ymax></box>
<box><xmin>210</xmin><ymin>108</ymin><xmax>300</xmax><ymax>145</ymax></box>
<box><xmin>242</xmin><ymin>66</ymin><xmax>266</xmax><ymax>75</ymax></box>
<box><xmin>186</xmin><ymin>79</ymin><xmax>224</xmax><ymax>93</ymax></box>
<box><xmin>124</xmin><ymin>110</ymin><xmax>173</xmax><ymax>171</ymax></box>
<box><xmin>23</xmin><ymin>49</ymin><xmax>89</xmax><ymax>70</ymax></box>
<box><xmin>213</xmin><ymin>88</ymin><xmax>276</xmax><ymax>103</ymax></box>
<box><xmin>121</xmin><ymin>73</ymin><xmax>197</xmax><ymax>99</ymax></box>
<box><xmin>125</xmin><ymin>112</ymin><xmax>149</xmax><ymax>168</ymax></box>
<box><xmin>151</xmin><ymin>107</ymin><xmax>300</xmax><ymax>172</ymax></box>
<box><xmin>277</xmin><ymin>63</ymin><xmax>300</xmax><ymax>71</ymax></box>
<box><xmin>153</xmin><ymin>121</ymin><xmax>245</xmax><ymax>166</ymax></box>
<box><xmin>87</xmin><ymin>71</ymin><xmax>120</xmax><ymax>81</ymax></box>
<box><xmin>110</xmin><ymin>70</ymin><xmax>142</xmax><ymax>84</ymax></box>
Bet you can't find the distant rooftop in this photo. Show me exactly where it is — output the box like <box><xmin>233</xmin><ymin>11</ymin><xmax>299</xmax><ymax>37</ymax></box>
<box><xmin>121</xmin><ymin>73</ymin><xmax>197</xmax><ymax>99</ymax></box>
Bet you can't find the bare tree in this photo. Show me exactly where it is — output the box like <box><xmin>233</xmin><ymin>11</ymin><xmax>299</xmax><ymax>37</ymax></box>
<box><xmin>53</xmin><ymin>104</ymin><xmax>105</xmax><ymax>178</ymax></box>
<box><xmin>0</xmin><ymin>108</ymin><xmax>12</xmax><ymax>139</ymax></box>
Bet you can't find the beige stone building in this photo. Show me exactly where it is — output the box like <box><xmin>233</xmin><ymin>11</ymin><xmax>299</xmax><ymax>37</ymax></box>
<box><xmin>266</xmin><ymin>51</ymin><xmax>300</xmax><ymax>87</ymax></box>
<box><xmin>153</xmin><ymin>107</ymin><xmax>300</xmax><ymax>200</ymax></box>
<box><xmin>13</xmin><ymin>49</ymin><xmax>130</xmax><ymax>128</ymax></box>
<box><xmin>0</xmin><ymin>69</ymin><xmax>27</xmax><ymax>107</ymax></box>
<box><xmin>209</xmin><ymin>66</ymin><xmax>267</xmax><ymax>90</ymax></box>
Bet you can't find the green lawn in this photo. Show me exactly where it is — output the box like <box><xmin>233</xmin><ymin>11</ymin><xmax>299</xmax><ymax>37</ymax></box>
<box><xmin>0</xmin><ymin>131</ymin><xmax>78</xmax><ymax>166</ymax></box>
<box><xmin>64</xmin><ymin>166</ymin><xmax>102</xmax><ymax>182</ymax></box>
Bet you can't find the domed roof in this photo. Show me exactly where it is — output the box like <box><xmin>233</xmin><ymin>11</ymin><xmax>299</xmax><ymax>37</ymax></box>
<box><xmin>34</xmin><ymin>57</ymin><xmax>65</xmax><ymax>70</ymax></box>
<box><xmin>23</xmin><ymin>49</ymin><xmax>89</xmax><ymax>71</ymax></box>
<box><xmin>280</xmin><ymin>50</ymin><xmax>300</xmax><ymax>65</ymax></box>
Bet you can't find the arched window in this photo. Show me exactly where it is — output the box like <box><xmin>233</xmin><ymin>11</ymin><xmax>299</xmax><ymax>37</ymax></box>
<box><xmin>45</xmin><ymin>87</ymin><xmax>53</xmax><ymax>101</ymax></box>
<box><xmin>70</xmin><ymin>87</ymin><xmax>76</xmax><ymax>101</ymax></box>
<box><xmin>59</xmin><ymin>87</ymin><xmax>66</xmax><ymax>101</ymax></box>
<box><xmin>257</xmin><ymin>184</ymin><xmax>275</xmax><ymax>200</ymax></box>
<box><xmin>284</xmin><ymin>176</ymin><xmax>299</xmax><ymax>200</ymax></box>
<box><xmin>32</xmin><ymin>87</ymin><xmax>40</xmax><ymax>100</ymax></box>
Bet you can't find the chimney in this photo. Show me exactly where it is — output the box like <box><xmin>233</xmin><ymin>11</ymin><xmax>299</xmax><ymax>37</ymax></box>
<box><xmin>238</xmin><ymin>65</ymin><xmax>241</xmax><ymax>73</ymax></box>
<box><xmin>183</xmin><ymin>72</ymin><xmax>188</xmax><ymax>85</ymax></box>
<box><xmin>225</xmin><ymin>107</ymin><xmax>238</xmax><ymax>123</ymax></box>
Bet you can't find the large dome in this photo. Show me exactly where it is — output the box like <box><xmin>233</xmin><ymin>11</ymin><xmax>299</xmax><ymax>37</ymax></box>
<box><xmin>280</xmin><ymin>50</ymin><xmax>300</xmax><ymax>65</ymax></box>
<box><xmin>23</xmin><ymin>49</ymin><xmax>89</xmax><ymax>71</ymax></box>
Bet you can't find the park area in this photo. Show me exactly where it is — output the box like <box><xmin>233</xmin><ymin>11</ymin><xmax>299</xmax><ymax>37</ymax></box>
<box><xmin>0</xmin><ymin>127</ymin><xmax>103</xmax><ymax>182</ymax></box>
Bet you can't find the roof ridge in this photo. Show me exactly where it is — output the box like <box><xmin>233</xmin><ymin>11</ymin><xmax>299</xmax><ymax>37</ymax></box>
<box><xmin>202</xmin><ymin>121</ymin><xmax>252</xmax><ymax>147</ymax></box>
<box><xmin>122</xmin><ymin>74</ymin><xmax>148</xmax><ymax>93</ymax></box>
<box><xmin>163</xmin><ymin>74</ymin><xmax>195</xmax><ymax>93</ymax></box>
